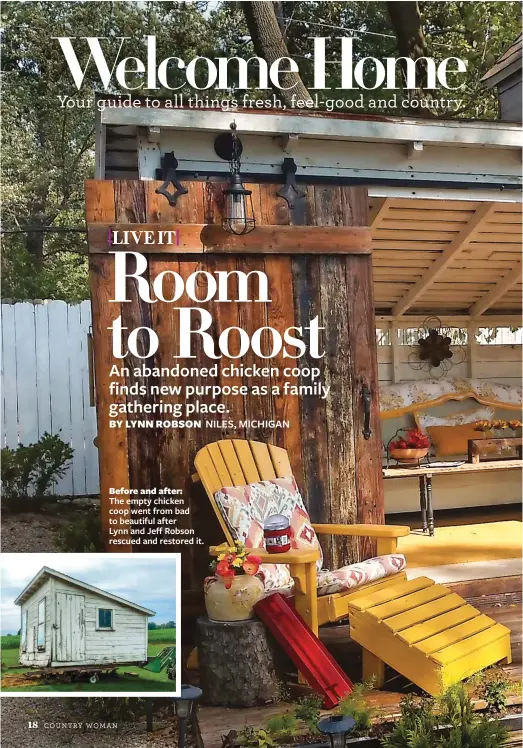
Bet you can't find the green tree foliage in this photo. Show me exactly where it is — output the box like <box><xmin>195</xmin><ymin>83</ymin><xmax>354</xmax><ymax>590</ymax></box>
<box><xmin>245</xmin><ymin>1</ymin><xmax>521</xmax><ymax>116</ymax></box>
<box><xmin>1</xmin><ymin>1</ymin><xmax>221</xmax><ymax>300</ymax></box>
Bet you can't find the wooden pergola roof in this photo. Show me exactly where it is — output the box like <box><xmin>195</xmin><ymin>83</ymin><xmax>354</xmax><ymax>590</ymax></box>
<box><xmin>370</xmin><ymin>197</ymin><xmax>522</xmax><ymax>317</ymax></box>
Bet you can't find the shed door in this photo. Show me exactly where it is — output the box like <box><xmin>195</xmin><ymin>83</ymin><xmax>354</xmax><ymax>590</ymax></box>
<box><xmin>55</xmin><ymin>593</ymin><xmax>86</xmax><ymax>662</ymax></box>
<box><xmin>86</xmin><ymin>180</ymin><xmax>384</xmax><ymax>578</ymax></box>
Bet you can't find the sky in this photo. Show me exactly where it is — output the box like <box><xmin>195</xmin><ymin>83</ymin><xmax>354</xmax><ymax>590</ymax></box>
<box><xmin>1</xmin><ymin>554</ymin><xmax>178</xmax><ymax>635</ymax></box>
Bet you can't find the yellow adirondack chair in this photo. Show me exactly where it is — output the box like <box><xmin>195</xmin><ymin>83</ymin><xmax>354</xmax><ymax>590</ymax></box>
<box><xmin>193</xmin><ymin>438</ymin><xmax>411</xmax><ymax>685</ymax></box>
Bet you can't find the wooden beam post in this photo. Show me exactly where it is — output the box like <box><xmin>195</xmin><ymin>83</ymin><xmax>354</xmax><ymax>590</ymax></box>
<box><xmin>392</xmin><ymin>202</ymin><xmax>497</xmax><ymax>317</ymax></box>
<box><xmin>391</xmin><ymin>322</ymin><xmax>401</xmax><ymax>383</ymax></box>
<box><xmin>469</xmin><ymin>263</ymin><xmax>522</xmax><ymax>316</ymax></box>
<box><xmin>467</xmin><ymin>322</ymin><xmax>478</xmax><ymax>379</ymax></box>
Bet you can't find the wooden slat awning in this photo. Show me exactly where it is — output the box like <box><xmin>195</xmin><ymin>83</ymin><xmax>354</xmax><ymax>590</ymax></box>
<box><xmin>370</xmin><ymin>197</ymin><xmax>522</xmax><ymax>317</ymax></box>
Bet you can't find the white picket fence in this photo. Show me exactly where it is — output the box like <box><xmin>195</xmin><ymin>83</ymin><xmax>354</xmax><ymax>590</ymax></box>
<box><xmin>2</xmin><ymin>300</ymin><xmax>99</xmax><ymax>496</ymax></box>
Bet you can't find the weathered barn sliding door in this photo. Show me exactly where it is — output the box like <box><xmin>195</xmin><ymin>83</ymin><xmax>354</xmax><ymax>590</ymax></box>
<box><xmin>55</xmin><ymin>593</ymin><xmax>86</xmax><ymax>662</ymax></box>
<box><xmin>86</xmin><ymin>179</ymin><xmax>384</xmax><ymax>593</ymax></box>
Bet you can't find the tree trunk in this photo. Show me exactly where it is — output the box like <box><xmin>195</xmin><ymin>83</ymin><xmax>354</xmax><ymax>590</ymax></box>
<box><xmin>387</xmin><ymin>1</ymin><xmax>427</xmax><ymax>63</ymax></box>
<box><xmin>387</xmin><ymin>1</ymin><xmax>433</xmax><ymax>114</ymax></box>
<box><xmin>242</xmin><ymin>1</ymin><xmax>310</xmax><ymax>106</ymax></box>
<box><xmin>197</xmin><ymin>617</ymin><xmax>282</xmax><ymax>706</ymax></box>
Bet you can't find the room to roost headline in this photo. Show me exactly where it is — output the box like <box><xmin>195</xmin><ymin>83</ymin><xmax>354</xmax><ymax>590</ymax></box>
<box><xmin>110</xmin><ymin>250</ymin><xmax>324</xmax><ymax>361</ymax></box>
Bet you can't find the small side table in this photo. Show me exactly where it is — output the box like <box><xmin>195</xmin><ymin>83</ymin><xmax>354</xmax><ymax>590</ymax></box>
<box><xmin>383</xmin><ymin>458</ymin><xmax>523</xmax><ymax>537</ymax></box>
<box><xmin>382</xmin><ymin>466</ymin><xmax>435</xmax><ymax>536</ymax></box>
<box><xmin>418</xmin><ymin>472</ymin><xmax>434</xmax><ymax>536</ymax></box>
<box><xmin>196</xmin><ymin>616</ymin><xmax>282</xmax><ymax>706</ymax></box>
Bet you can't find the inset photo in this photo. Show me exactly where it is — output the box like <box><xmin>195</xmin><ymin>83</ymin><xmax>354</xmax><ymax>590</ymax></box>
<box><xmin>1</xmin><ymin>553</ymin><xmax>180</xmax><ymax>696</ymax></box>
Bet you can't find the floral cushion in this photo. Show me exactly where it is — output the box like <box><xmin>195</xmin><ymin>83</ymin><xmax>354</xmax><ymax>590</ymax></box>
<box><xmin>413</xmin><ymin>406</ymin><xmax>495</xmax><ymax>433</ymax></box>
<box><xmin>380</xmin><ymin>377</ymin><xmax>522</xmax><ymax>419</ymax></box>
<box><xmin>316</xmin><ymin>554</ymin><xmax>407</xmax><ymax>596</ymax></box>
<box><xmin>214</xmin><ymin>479</ymin><xmax>406</xmax><ymax>596</ymax></box>
<box><xmin>214</xmin><ymin>476</ymin><xmax>323</xmax><ymax>592</ymax></box>
<box><xmin>214</xmin><ymin>476</ymin><xmax>323</xmax><ymax>563</ymax></box>
<box><xmin>258</xmin><ymin>554</ymin><xmax>406</xmax><ymax>597</ymax></box>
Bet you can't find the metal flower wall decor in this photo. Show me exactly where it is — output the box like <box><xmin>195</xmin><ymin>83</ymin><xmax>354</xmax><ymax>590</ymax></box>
<box><xmin>408</xmin><ymin>316</ymin><xmax>466</xmax><ymax>378</ymax></box>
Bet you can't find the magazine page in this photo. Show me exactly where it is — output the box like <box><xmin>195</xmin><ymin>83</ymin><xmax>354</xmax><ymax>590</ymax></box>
<box><xmin>1</xmin><ymin>1</ymin><xmax>521</xmax><ymax>746</ymax></box>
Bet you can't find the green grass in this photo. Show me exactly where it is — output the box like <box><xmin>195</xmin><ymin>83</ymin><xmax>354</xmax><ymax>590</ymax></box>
<box><xmin>147</xmin><ymin>627</ymin><xmax>176</xmax><ymax>642</ymax></box>
<box><xmin>1</xmin><ymin>634</ymin><xmax>20</xmax><ymax>650</ymax></box>
<box><xmin>1</xmin><ymin>649</ymin><xmax>21</xmax><ymax>668</ymax></box>
<box><xmin>1</xmin><ymin>631</ymin><xmax>177</xmax><ymax>692</ymax></box>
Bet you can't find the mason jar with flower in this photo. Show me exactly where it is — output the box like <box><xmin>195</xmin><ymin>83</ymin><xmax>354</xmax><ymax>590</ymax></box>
<box><xmin>491</xmin><ymin>420</ymin><xmax>510</xmax><ymax>439</ymax></box>
<box><xmin>204</xmin><ymin>542</ymin><xmax>264</xmax><ymax>622</ymax></box>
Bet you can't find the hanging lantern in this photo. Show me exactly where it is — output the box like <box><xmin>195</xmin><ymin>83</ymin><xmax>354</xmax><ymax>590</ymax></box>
<box><xmin>222</xmin><ymin>123</ymin><xmax>256</xmax><ymax>235</ymax></box>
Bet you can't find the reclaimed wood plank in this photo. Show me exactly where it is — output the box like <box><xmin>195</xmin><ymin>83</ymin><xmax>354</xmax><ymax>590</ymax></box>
<box><xmin>204</xmin><ymin>180</ymin><xmax>246</xmax><ymax>441</ymax></box>
<box><xmin>345</xmin><ymin>195</ymin><xmax>384</xmax><ymax>558</ymax></box>
<box><xmin>86</xmin><ymin>181</ymin><xmax>131</xmax><ymax>547</ymax></box>
<box><xmin>115</xmin><ymin>181</ymin><xmax>163</xmax><ymax>553</ymax></box>
<box><xmin>289</xmin><ymin>184</ymin><xmax>336</xmax><ymax>566</ymax></box>
<box><xmin>235</xmin><ymin>186</ymin><xmax>276</xmax><ymax>445</ymax></box>
<box><xmin>316</xmin><ymin>185</ymin><xmax>357</xmax><ymax>566</ymax></box>
<box><xmin>202</xmin><ymin>224</ymin><xmax>372</xmax><ymax>254</ymax></box>
<box><xmin>88</xmin><ymin>223</ymin><xmax>372</xmax><ymax>254</ymax></box>
<box><xmin>259</xmin><ymin>183</ymin><xmax>303</xmax><ymax>481</ymax></box>
<box><xmin>145</xmin><ymin>184</ymin><xmax>197</xmax><ymax>584</ymax></box>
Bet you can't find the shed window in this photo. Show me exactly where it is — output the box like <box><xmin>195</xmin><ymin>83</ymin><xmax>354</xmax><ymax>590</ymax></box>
<box><xmin>21</xmin><ymin>611</ymin><xmax>28</xmax><ymax>651</ymax></box>
<box><xmin>98</xmin><ymin>609</ymin><xmax>113</xmax><ymax>629</ymax></box>
<box><xmin>37</xmin><ymin>599</ymin><xmax>46</xmax><ymax>650</ymax></box>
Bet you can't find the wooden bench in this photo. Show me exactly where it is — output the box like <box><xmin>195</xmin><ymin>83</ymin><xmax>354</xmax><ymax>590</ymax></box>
<box><xmin>383</xmin><ymin>459</ymin><xmax>522</xmax><ymax>535</ymax></box>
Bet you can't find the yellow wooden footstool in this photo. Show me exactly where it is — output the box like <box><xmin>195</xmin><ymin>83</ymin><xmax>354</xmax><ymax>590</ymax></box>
<box><xmin>348</xmin><ymin>576</ymin><xmax>511</xmax><ymax>696</ymax></box>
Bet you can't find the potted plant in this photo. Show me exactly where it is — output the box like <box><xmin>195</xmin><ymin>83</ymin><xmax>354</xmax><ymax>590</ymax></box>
<box><xmin>204</xmin><ymin>542</ymin><xmax>264</xmax><ymax>622</ymax></box>
<box><xmin>389</xmin><ymin>428</ymin><xmax>430</xmax><ymax>465</ymax></box>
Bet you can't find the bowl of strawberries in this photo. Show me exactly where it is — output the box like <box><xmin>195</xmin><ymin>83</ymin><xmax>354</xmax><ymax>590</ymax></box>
<box><xmin>389</xmin><ymin>428</ymin><xmax>430</xmax><ymax>465</ymax></box>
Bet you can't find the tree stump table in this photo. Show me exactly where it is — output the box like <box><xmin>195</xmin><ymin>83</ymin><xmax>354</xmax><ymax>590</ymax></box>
<box><xmin>197</xmin><ymin>617</ymin><xmax>282</xmax><ymax>706</ymax></box>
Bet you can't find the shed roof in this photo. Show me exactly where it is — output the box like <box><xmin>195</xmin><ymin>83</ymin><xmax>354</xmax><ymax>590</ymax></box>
<box><xmin>14</xmin><ymin>567</ymin><xmax>156</xmax><ymax>616</ymax></box>
<box><xmin>100</xmin><ymin>102</ymin><xmax>521</xmax><ymax>195</ymax></box>
<box><xmin>482</xmin><ymin>34</ymin><xmax>522</xmax><ymax>89</ymax></box>
<box><xmin>369</xmin><ymin>196</ymin><xmax>521</xmax><ymax>317</ymax></box>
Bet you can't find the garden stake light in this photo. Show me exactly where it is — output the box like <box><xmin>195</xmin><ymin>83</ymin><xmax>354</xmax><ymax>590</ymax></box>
<box><xmin>173</xmin><ymin>684</ymin><xmax>203</xmax><ymax>748</ymax></box>
<box><xmin>317</xmin><ymin>714</ymin><xmax>355</xmax><ymax>748</ymax></box>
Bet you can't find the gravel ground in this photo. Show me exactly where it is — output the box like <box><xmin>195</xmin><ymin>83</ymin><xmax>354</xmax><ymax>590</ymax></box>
<box><xmin>1</xmin><ymin>508</ymin><xmax>94</xmax><ymax>552</ymax></box>
<box><xmin>1</xmin><ymin>698</ymin><xmax>179</xmax><ymax>748</ymax></box>
<box><xmin>1</xmin><ymin>513</ymin><xmax>62</xmax><ymax>552</ymax></box>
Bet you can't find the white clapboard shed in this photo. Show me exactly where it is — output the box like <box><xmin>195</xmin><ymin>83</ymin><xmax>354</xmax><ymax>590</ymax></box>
<box><xmin>15</xmin><ymin>567</ymin><xmax>155</xmax><ymax>668</ymax></box>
